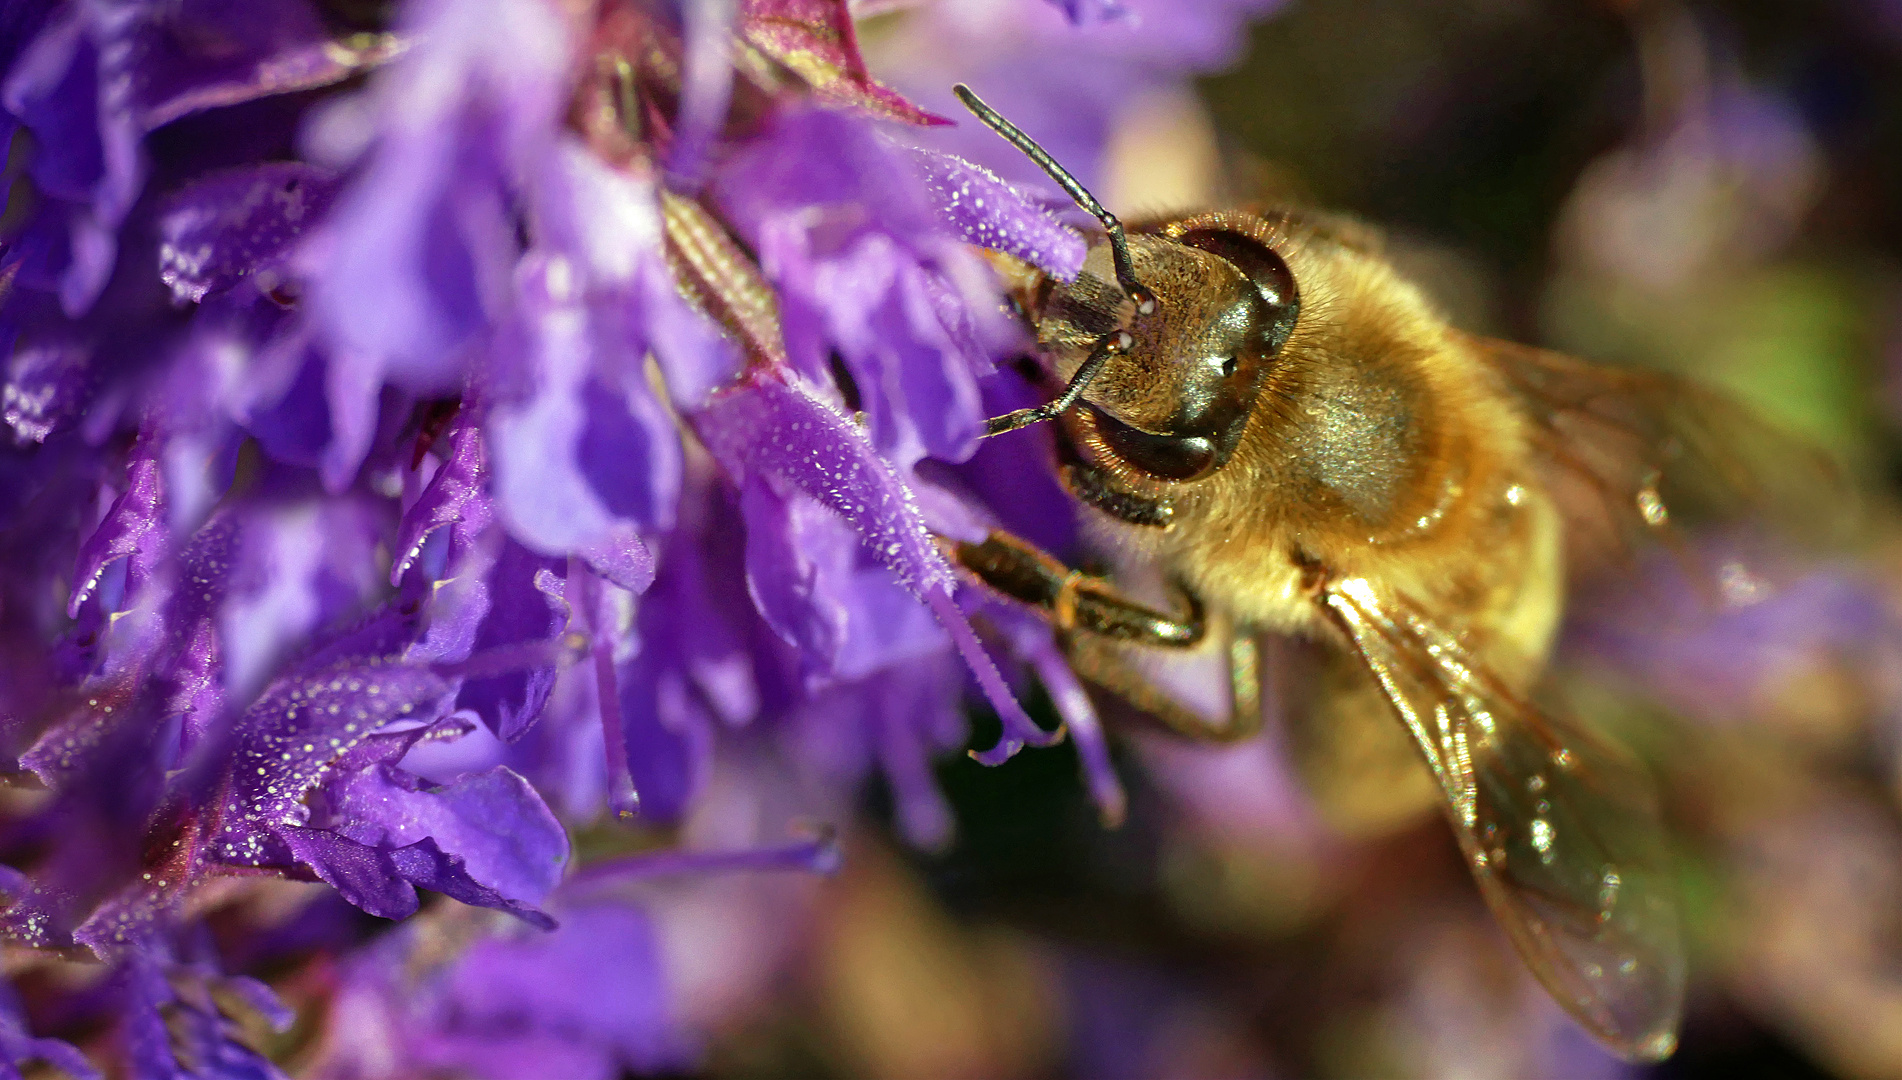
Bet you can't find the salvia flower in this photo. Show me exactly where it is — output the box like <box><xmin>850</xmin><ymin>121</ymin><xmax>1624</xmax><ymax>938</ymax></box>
<box><xmin>0</xmin><ymin>0</ymin><xmax>1290</xmax><ymax>1070</ymax></box>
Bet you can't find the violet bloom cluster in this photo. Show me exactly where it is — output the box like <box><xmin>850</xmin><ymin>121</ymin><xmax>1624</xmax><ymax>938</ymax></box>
<box><xmin>0</xmin><ymin>0</ymin><xmax>1278</xmax><ymax>1072</ymax></box>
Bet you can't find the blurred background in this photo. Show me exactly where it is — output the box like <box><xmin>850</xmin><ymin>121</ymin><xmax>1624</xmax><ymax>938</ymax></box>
<box><xmin>726</xmin><ymin>2</ymin><xmax>1902</xmax><ymax>1078</ymax></box>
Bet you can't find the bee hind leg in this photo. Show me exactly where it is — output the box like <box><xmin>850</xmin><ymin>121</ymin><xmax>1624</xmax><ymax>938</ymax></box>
<box><xmin>948</xmin><ymin>530</ymin><xmax>1266</xmax><ymax>743</ymax></box>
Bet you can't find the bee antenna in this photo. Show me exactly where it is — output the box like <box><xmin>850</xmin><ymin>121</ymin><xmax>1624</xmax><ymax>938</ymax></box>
<box><xmin>952</xmin><ymin>84</ymin><xmax>1156</xmax><ymax>316</ymax></box>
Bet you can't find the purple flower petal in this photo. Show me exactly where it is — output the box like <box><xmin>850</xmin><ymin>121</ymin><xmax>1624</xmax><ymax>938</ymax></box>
<box><xmin>693</xmin><ymin>370</ymin><xmax>953</xmax><ymax>598</ymax></box>
<box><xmin>218</xmin><ymin>496</ymin><xmax>385</xmax><ymax>705</ymax></box>
<box><xmin>130</xmin><ymin>0</ymin><xmax>404</xmax><ymax>130</ymax></box>
<box><xmin>158</xmin><ymin>163</ymin><xmax>342</xmax><ymax>304</ymax></box>
<box><xmin>11</xmin><ymin>690</ymin><xmax>179</xmax><ymax>956</ymax></box>
<box><xmin>68</xmin><ymin>428</ymin><xmax>165</xmax><ymax>617</ymax></box>
<box><xmin>799</xmin><ymin>242</ymin><xmax>985</xmax><ymax>467</ymax></box>
<box><xmin>526</xmin><ymin>140</ymin><xmax>738</xmax><ymax>407</ymax></box>
<box><xmin>666</xmin><ymin>0</ymin><xmax>738</xmax><ymax>191</ymax></box>
<box><xmin>578</xmin><ymin>527</ymin><xmax>656</xmax><ymax>594</ymax></box>
<box><xmin>296</xmin><ymin>579</ymin><xmax>433</xmax><ymax>676</ymax></box>
<box><xmin>453</xmin><ymin>541</ymin><xmax>566</xmax><ymax>742</ymax></box>
<box><xmin>161</xmin><ymin>511</ymin><xmax>246</xmax><ymax>745</ymax></box>
<box><xmin>415</xmin><ymin>902</ymin><xmax>687</xmax><ymax>1078</ymax></box>
<box><xmin>211</xmin><ymin>661</ymin><xmax>456</xmax><ymax>866</ymax></box>
<box><xmin>0</xmin><ymin>979</ymin><xmax>98</xmax><ymax>1080</ymax></box>
<box><xmin>298</xmin><ymin>0</ymin><xmax>573</xmax><ymax>484</ymax></box>
<box><xmin>2</xmin><ymin>8</ymin><xmax>99</xmax><ymax>206</ymax></box>
<box><xmin>530</xmin><ymin>139</ymin><xmax>662</xmax><ymax>290</ymax></box>
<box><xmin>694</xmin><ymin>370</ymin><xmax>1044</xmax><ymax>756</ymax></box>
<box><xmin>613</xmin><ymin>488</ymin><xmax>757</xmax><ymax>824</ymax></box>
<box><xmin>394</xmin><ymin>423</ymin><xmax>492</xmax><ymax>585</ymax></box>
<box><xmin>284</xmin><ymin>826</ymin><xmax>556</xmax><ymax>930</ymax></box>
<box><xmin>280</xmin><ymin>826</ymin><xmax>421</xmax><ymax>921</ymax></box>
<box><xmin>488</xmin><ymin>255</ymin><xmax>681</xmax><ymax>560</ymax></box>
<box><xmin>1</xmin><ymin>5</ymin><xmax>139</xmax><ymax>313</ymax></box>
<box><xmin>738</xmin><ymin>479</ymin><xmax>947</xmax><ymax>680</ymax></box>
<box><xmin>737</xmin><ymin>481</ymin><xmax>847</xmax><ymax>671</ymax></box>
<box><xmin>616</xmin><ymin>679</ymin><xmax>711</xmax><ymax>825</ymax></box>
<box><xmin>907</xmin><ymin>147</ymin><xmax>1087</xmax><ymax>279</ymax></box>
<box><xmin>2</xmin><ymin>338</ymin><xmax>92</xmax><ymax>443</ymax></box>
<box><xmin>385</xmin><ymin>836</ymin><xmax>557</xmax><ymax>931</ymax></box>
<box><xmin>718</xmin><ymin>109</ymin><xmax>1000</xmax><ymax>467</ymax></box>
<box><xmin>119</xmin><ymin>956</ymin><xmax>288</xmax><ymax>1080</ymax></box>
<box><xmin>326</xmin><ymin>764</ymin><xmax>568</xmax><ymax>906</ymax></box>
<box><xmin>3</xmin><ymin>0</ymin><xmax>379</xmax><ymax>318</ymax></box>
<box><xmin>237</xmin><ymin>327</ymin><xmax>333</xmax><ymax>470</ymax></box>
<box><xmin>221</xmin><ymin>975</ymin><xmax>297</xmax><ymax>1035</ymax></box>
<box><xmin>636</xmin><ymin>258</ymin><xmax>740</xmax><ymax>409</ymax></box>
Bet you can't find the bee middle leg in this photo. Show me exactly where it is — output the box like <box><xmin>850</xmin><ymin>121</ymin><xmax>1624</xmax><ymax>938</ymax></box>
<box><xmin>950</xmin><ymin>530</ymin><xmax>1265</xmax><ymax>743</ymax></box>
<box><xmin>1065</xmin><ymin>630</ymin><xmax>1266</xmax><ymax>744</ymax></box>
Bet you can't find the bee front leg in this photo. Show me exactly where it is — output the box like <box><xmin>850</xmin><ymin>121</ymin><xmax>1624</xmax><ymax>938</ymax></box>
<box><xmin>948</xmin><ymin>530</ymin><xmax>1266</xmax><ymax>743</ymax></box>
<box><xmin>951</xmin><ymin>531</ymin><xmax>1203</xmax><ymax>646</ymax></box>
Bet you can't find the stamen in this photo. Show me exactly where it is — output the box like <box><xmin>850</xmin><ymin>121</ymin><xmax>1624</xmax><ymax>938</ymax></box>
<box><xmin>924</xmin><ymin>587</ymin><xmax>1060</xmax><ymax>764</ymax></box>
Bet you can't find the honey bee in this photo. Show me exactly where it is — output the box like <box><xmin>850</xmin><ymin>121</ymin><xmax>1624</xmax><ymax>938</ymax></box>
<box><xmin>943</xmin><ymin>83</ymin><xmax>1835</xmax><ymax>1063</ymax></box>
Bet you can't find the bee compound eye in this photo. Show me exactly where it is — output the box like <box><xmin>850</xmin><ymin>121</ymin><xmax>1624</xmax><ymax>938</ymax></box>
<box><xmin>1177</xmin><ymin>228</ymin><xmax>1301</xmax><ymax>354</ymax></box>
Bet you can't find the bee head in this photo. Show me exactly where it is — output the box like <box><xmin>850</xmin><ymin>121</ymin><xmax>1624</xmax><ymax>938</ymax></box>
<box><xmin>952</xmin><ymin>84</ymin><xmax>1299</xmax><ymax>483</ymax></box>
<box><xmin>1046</xmin><ymin>229</ymin><xmax>1299</xmax><ymax>481</ymax></box>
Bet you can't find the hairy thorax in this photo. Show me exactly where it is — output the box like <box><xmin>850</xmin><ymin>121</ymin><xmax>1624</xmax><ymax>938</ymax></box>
<box><xmin>1127</xmin><ymin>238</ymin><xmax>1565</xmax><ymax>684</ymax></box>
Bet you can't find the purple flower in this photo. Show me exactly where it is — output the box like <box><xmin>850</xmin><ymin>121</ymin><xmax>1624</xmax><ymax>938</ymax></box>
<box><xmin>0</xmin><ymin>0</ymin><xmax>1293</xmax><ymax>1072</ymax></box>
<box><xmin>158</xmin><ymin>163</ymin><xmax>343</xmax><ymax>305</ymax></box>
<box><xmin>1</xmin><ymin>0</ymin><xmax>392</xmax><ymax>315</ymax></box>
<box><xmin>867</xmin><ymin>0</ymin><xmax>1288</xmax><ymax>190</ymax></box>
<box><xmin>306</xmin><ymin>836</ymin><xmax>837</xmax><ymax>1080</ymax></box>
<box><xmin>294</xmin><ymin>0</ymin><xmax>572</xmax><ymax>489</ymax></box>
<box><xmin>0</xmin><ymin>979</ymin><xmax>96</xmax><ymax>1080</ymax></box>
<box><xmin>118</xmin><ymin>949</ymin><xmax>293</xmax><ymax>1080</ymax></box>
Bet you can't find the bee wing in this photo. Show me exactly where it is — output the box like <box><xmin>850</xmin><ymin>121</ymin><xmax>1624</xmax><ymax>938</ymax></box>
<box><xmin>1320</xmin><ymin>577</ymin><xmax>1686</xmax><ymax>1062</ymax></box>
<box><xmin>1463</xmin><ymin>332</ymin><xmax>1852</xmax><ymax>557</ymax></box>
